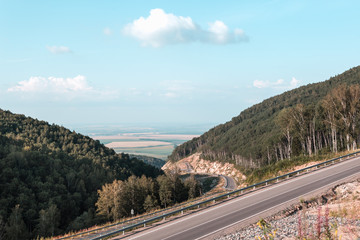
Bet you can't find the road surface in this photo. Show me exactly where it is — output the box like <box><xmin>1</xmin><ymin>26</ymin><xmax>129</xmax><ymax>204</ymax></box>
<box><xmin>181</xmin><ymin>161</ymin><xmax>236</xmax><ymax>190</ymax></box>
<box><xmin>221</xmin><ymin>175</ymin><xmax>237</xmax><ymax>190</ymax></box>
<box><xmin>117</xmin><ymin>156</ymin><xmax>360</xmax><ymax>240</ymax></box>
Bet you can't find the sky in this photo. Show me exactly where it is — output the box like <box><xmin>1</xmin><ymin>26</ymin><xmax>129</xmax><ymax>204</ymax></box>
<box><xmin>1</xmin><ymin>0</ymin><xmax>360</xmax><ymax>131</ymax></box>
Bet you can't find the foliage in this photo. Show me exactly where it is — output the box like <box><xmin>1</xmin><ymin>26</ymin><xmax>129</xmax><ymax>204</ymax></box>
<box><xmin>0</xmin><ymin>109</ymin><xmax>162</xmax><ymax>239</ymax></box>
<box><xmin>169</xmin><ymin>66</ymin><xmax>360</xmax><ymax>169</ymax></box>
<box><xmin>256</xmin><ymin>218</ymin><xmax>277</xmax><ymax>240</ymax></box>
<box><xmin>4</xmin><ymin>205</ymin><xmax>29</xmax><ymax>240</ymax></box>
<box><xmin>129</xmin><ymin>154</ymin><xmax>166</xmax><ymax>168</ymax></box>
<box><xmin>297</xmin><ymin>205</ymin><xmax>346</xmax><ymax>240</ymax></box>
<box><xmin>95</xmin><ymin>173</ymin><xmax>202</xmax><ymax>221</ymax></box>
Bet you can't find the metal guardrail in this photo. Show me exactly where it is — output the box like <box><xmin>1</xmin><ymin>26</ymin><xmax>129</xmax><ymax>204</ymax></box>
<box><xmin>65</xmin><ymin>151</ymin><xmax>360</xmax><ymax>239</ymax></box>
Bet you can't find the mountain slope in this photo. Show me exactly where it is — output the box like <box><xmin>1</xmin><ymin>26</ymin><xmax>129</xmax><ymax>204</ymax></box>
<box><xmin>169</xmin><ymin>66</ymin><xmax>360</xmax><ymax>167</ymax></box>
<box><xmin>0</xmin><ymin>109</ymin><xmax>162</xmax><ymax>238</ymax></box>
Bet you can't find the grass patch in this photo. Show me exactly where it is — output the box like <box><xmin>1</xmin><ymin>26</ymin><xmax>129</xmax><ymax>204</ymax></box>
<box><xmin>242</xmin><ymin>150</ymin><xmax>356</xmax><ymax>185</ymax></box>
<box><xmin>112</xmin><ymin>145</ymin><xmax>174</xmax><ymax>159</ymax></box>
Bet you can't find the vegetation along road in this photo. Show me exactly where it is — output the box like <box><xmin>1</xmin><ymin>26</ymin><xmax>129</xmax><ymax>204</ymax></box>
<box><xmin>119</xmin><ymin>156</ymin><xmax>360</xmax><ymax>240</ymax></box>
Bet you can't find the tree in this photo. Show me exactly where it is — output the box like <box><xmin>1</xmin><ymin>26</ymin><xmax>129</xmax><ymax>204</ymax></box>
<box><xmin>5</xmin><ymin>205</ymin><xmax>29</xmax><ymax>240</ymax></box>
<box><xmin>322</xmin><ymin>95</ymin><xmax>339</xmax><ymax>152</ymax></box>
<box><xmin>143</xmin><ymin>195</ymin><xmax>158</xmax><ymax>212</ymax></box>
<box><xmin>96</xmin><ymin>180</ymin><xmax>122</xmax><ymax>221</ymax></box>
<box><xmin>157</xmin><ymin>175</ymin><xmax>173</xmax><ymax>208</ymax></box>
<box><xmin>276</xmin><ymin>108</ymin><xmax>295</xmax><ymax>159</ymax></box>
<box><xmin>36</xmin><ymin>204</ymin><xmax>60</xmax><ymax>237</ymax></box>
<box><xmin>322</xmin><ymin>84</ymin><xmax>360</xmax><ymax>151</ymax></box>
<box><xmin>184</xmin><ymin>175</ymin><xmax>201</xmax><ymax>199</ymax></box>
<box><xmin>169</xmin><ymin>172</ymin><xmax>188</xmax><ymax>203</ymax></box>
<box><xmin>0</xmin><ymin>215</ymin><xmax>5</xmax><ymax>240</ymax></box>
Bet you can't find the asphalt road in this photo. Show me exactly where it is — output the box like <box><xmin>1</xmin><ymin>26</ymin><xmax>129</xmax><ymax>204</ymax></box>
<box><xmin>182</xmin><ymin>161</ymin><xmax>237</xmax><ymax>190</ymax></box>
<box><xmin>119</xmin><ymin>156</ymin><xmax>360</xmax><ymax>240</ymax></box>
<box><xmin>221</xmin><ymin>175</ymin><xmax>237</xmax><ymax>190</ymax></box>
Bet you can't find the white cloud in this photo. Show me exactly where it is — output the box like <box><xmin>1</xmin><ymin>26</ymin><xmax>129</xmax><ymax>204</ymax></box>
<box><xmin>8</xmin><ymin>75</ymin><xmax>92</xmax><ymax>93</ymax></box>
<box><xmin>253</xmin><ymin>77</ymin><xmax>300</xmax><ymax>89</ymax></box>
<box><xmin>8</xmin><ymin>76</ymin><xmax>47</xmax><ymax>92</ymax></box>
<box><xmin>290</xmin><ymin>77</ymin><xmax>299</xmax><ymax>88</ymax></box>
<box><xmin>103</xmin><ymin>27</ymin><xmax>112</xmax><ymax>35</ymax></box>
<box><xmin>46</xmin><ymin>45</ymin><xmax>72</xmax><ymax>54</ymax></box>
<box><xmin>123</xmin><ymin>8</ymin><xmax>247</xmax><ymax>47</ymax></box>
<box><xmin>7</xmin><ymin>75</ymin><xmax>118</xmax><ymax>101</ymax></box>
<box><xmin>253</xmin><ymin>80</ymin><xmax>270</xmax><ymax>88</ymax></box>
<box><xmin>161</xmin><ymin>80</ymin><xmax>195</xmax><ymax>98</ymax></box>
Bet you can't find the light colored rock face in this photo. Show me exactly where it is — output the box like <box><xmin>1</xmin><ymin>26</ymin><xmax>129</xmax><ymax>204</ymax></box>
<box><xmin>335</xmin><ymin>181</ymin><xmax>360</xmax><ymax>200</ymax></box>
<box><xmin>162</xmin><ymin>153</ymin><xmax>246</xmax><ymax>184</ymax></box>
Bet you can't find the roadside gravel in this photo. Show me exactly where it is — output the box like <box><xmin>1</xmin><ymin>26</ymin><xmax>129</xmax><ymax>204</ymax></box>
<box><xmin>217</xmin><ymin>179</ymin><xmax>360</xmax><ymax>240</ymax></box>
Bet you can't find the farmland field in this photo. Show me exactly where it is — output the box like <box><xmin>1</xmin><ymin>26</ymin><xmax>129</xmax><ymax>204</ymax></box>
<box><xmin>91</xmin><ymin>131</ymin><xmax>201</xmax><ymax>159</ymax></box>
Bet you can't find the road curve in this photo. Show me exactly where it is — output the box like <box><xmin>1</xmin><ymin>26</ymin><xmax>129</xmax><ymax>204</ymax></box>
<box><xmin>118</xmin><ymin>156</ymin><xmax>360</xmax><ymax>240</ymax></box>
<box><xmin>221</xmin><ymin>175</ymin><xmax>237</xmax><ymax>190</ymax></box>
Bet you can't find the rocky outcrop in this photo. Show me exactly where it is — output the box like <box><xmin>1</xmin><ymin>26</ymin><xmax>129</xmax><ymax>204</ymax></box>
<box><xmin>162</xmin><ymin>153</ymin><xmax>246</xmax><ymax>184</ymax></box>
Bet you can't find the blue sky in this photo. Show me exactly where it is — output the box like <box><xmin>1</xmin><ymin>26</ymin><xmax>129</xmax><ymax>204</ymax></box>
<box><xmin>1</xmin><ymin>0</ymin><xmax>360</xmax><ymax>130</ymax></box>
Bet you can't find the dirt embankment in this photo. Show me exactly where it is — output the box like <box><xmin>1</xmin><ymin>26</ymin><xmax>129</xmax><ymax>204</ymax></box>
<box><xmin>162</xmin><ymin>153</ymin><xmax>246</xmax><ymax>185</ymax></box>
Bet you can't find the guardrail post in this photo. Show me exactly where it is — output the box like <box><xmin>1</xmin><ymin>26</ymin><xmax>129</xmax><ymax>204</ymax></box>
<box><xmin>198</xmin><ymin>205</ymin><xmax>200</xmax><ymax>209</ymax></box>
<box><xmin>241</xmin><ymin>190</ymin><xmax>243</xmax><ymax>194</ymax></box>
<box><xmin>123</xmin><ymin>230</ymin><xmax>125</xmax><ymax>235</ymax></box>
<box><xmin>181</xmin><ymin>210</ymin><xmax>184</xmax><ymax>215</ymax></box>
<box><xmin>213</xmin><ymin>200</ymin><xmax>216</xmax><ymax>204</ymax></box>
<box><xmin>297</xmin><ymin>172</ymin><xmax>299</xmax><ymax>175</ymax></box>
<box><xmin>227</xmin><ymin>194</ymin><xmax>230</xmax><ymax>199</ymax></box>
<box><xmin>265</xmin><ymin>181</ymin><xmax>268</xmax><ymax>186</ymax></box>
<box><xmin>276</xmin><ymin>178</ymin><xmax>279</xmax><ymax>183</ymax></box>
<box><xmin>253</xmin><ymin>186</ymin><xmax>256</xmax><ymax>190</ymax></box>
<box><xmin>287</xmin><ymin>175</ymin><xmax>289</xmax><ymax>179</ymax></box>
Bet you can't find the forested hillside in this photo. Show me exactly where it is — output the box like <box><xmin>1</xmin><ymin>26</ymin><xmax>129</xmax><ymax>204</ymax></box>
<box><xmin>169</xmin><ymin>66</ymin><xmax>360</xmax><ymax>168</ymax></box>
<box><xmin>0</xmin><ymin>110</ymin><xmax>162</xmax><ymax>239</ymax></box>
<box><xmin>129</xmin><ymin>154</ymin><xmax>166</xmax><ymax>168</ymax></box>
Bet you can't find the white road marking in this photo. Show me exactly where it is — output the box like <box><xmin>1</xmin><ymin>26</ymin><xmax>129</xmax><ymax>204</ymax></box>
<box><xmin>162</xmin><ymin>169</ymin><xmax>360</xmax><ymax>240</ymax></box>
<box><xmin>125</xmin><ymin>156</ymin><xmax>360</xmax><ymax>240</ymax></box>
<box><xmin>195</xmin><ymin>170</ymin><xmax>360</xmax><ymax>240</ymax></box>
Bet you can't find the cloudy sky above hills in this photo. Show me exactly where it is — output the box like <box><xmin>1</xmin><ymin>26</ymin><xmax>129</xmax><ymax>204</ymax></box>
<box><xmin>1</xmin><ymin>1</ymin><xmax>360</xmax><ymax>129</ymax></box>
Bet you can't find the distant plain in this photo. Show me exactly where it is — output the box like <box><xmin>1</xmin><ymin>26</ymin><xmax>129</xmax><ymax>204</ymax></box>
<box><xmin>87</xmin><ymin>127</ymin><xmax>203</xmax><ymax>159</ymax></box>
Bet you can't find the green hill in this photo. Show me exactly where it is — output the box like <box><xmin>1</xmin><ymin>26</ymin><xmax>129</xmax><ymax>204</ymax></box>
<box><xmin>169</xmin><ymin>66</ymin><xmax>360</xmax><ymax>168</ymax></box>
<box><xmin>0</xmin><ymin>109</ymin><xmax>162</xmax><ymax>239</ymax></box>
<box><xmin>129</xmin><ymin>154</ymin><xmax>166</xmax><ymax>168</ymax></box>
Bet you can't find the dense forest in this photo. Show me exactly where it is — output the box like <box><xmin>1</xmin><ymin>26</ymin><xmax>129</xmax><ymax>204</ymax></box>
<box><xmin>169</xmin><ymin>66</ymin><xmax>360</xmax><ymax>168</ymax></box>
<box><xmin>95</xmin><ymin>173</ymin><xmax>201</xmax><ymax>222</ymax></box>
<box><xmin>129</xmin><ymin>154</ymin><xmax>166</xmax><ymax>168</ymax></box>
<box><xmin>0</xmin><ymin>110</ymin><xmax>162</xmax><ymax>239</ymax></box>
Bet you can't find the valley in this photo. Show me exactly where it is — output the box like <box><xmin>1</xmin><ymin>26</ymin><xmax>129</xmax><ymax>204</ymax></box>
<box><xmin>1</xmin><ymin>67</ymin><xmax>360</xmax><ymax>239</ymax></box>
<box><xmin>86</xmin><ymin>126</ymin><xmax>204</xmax><ymax>160</ymax></box>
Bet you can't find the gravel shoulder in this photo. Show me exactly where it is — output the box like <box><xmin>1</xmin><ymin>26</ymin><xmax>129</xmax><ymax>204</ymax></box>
<box><xmin>216</xmin><ymin>177</ymin><xmax>360</xmax><ymax>240</ymax></box>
